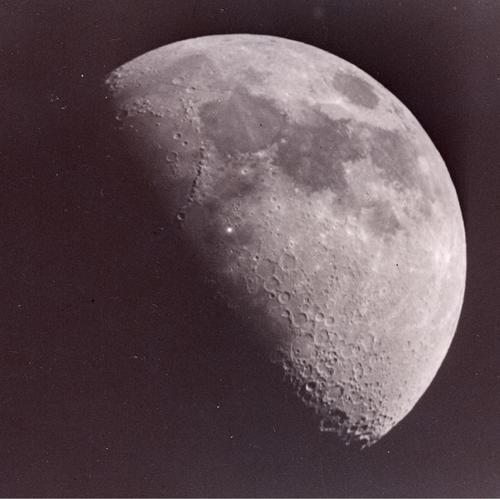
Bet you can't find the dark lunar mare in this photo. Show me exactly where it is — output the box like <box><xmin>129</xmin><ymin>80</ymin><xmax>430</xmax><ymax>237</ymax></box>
<box><xmin>332</xmin><ymin>71</ymin><xmax>380</xmax><ymax>109</ymax></box>
<box><xmin>197</xmin><ymin>85</ymin><xmax>428</xmax><ymax>241</ymax></box>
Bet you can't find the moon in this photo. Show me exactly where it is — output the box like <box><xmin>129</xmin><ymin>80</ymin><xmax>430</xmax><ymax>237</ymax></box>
<box><xmin>105</xmin><ymin>34</ymin><xmax>466</xmax><ymax>446</ymax></box>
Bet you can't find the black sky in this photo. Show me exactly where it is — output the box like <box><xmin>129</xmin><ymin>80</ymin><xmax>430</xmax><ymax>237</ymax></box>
<box><xmin>1</xmin><ymin>0</ymin><xmax>499</xmax><ymax>497</ymax></box>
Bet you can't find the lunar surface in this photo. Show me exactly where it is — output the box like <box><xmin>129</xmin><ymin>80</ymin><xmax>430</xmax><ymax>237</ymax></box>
<box><xmin>105</xmin><ymin>34</ymin><xmax>466</xmax><ymax>446</ymax></box>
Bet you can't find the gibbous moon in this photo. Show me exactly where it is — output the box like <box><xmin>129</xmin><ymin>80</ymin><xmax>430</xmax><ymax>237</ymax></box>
<box><xmin>105</xmin><ymin>34</ymin><xmax>466</xmax><ymax>446</ymax></box>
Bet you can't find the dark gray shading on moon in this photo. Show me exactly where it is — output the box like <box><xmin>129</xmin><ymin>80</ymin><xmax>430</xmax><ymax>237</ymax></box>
<box><xmin>105</xmin><ymin>34</ymin><xmax>466</xmax><ymax>446</ymax></box>
<box><xmin>332</xmin><ymin>71</ymin><xmax>380</xmax><ymax>109</ymax></box>
<box><xmin>199</xmin><ymin>86</ymin><xmax>285</xmax><ymax>155</ymax></box>
<box><xmin>275</xmin><ymin>115</ymin><xmax>362</xmax><ymax>196</ymax></box>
